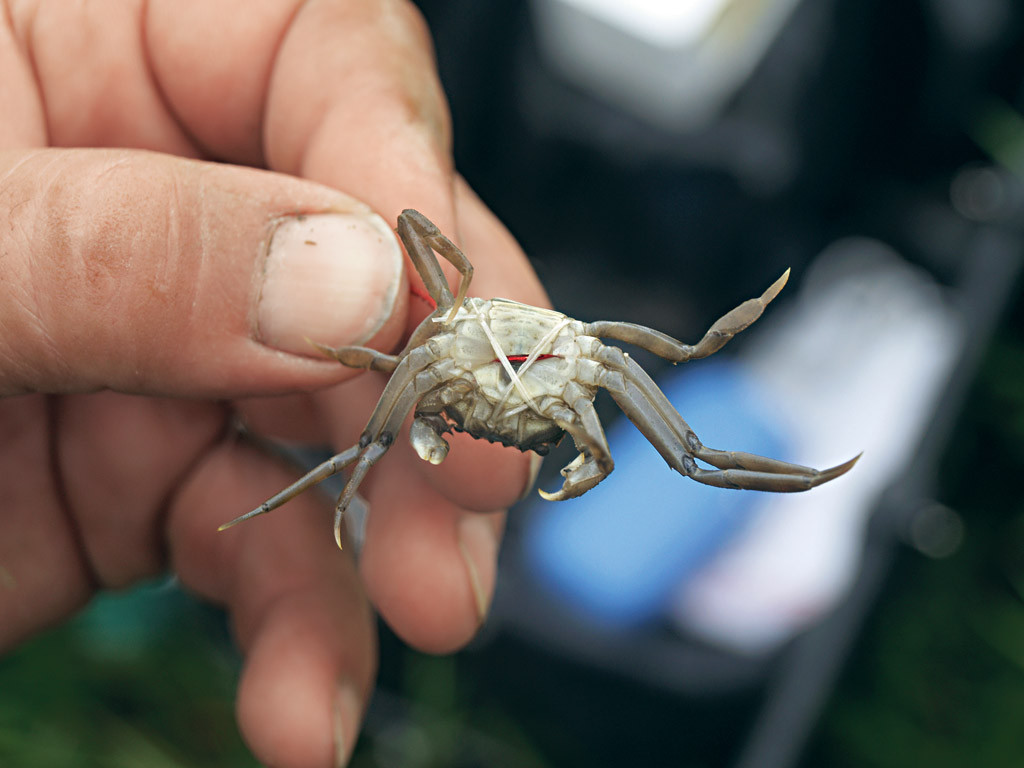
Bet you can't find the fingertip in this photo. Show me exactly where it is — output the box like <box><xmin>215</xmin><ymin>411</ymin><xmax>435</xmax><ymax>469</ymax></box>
<box><xmin>423</xmin><ymin>432</ymin><xmax>534</xmax><ymax>512</ymax></box>
<box><xmin>237</xmin><ymin>591</ymin><xmax>373</xmax><ymax>768</ymax></box>
<box><xmin>256</xmin><ymin>210</ymin><xmax>406</xmax><ymax>357</ymax></box>
<box><xmin>359</xmin><ymin>469</ymin><xmax>503</xmax><ymax>653</ymax></box>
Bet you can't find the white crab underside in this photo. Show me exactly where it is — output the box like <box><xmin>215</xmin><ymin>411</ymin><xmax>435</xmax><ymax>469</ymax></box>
<box><xmin>445</xmin><ymin>297</ymin><xmax>597</xmax><ymax>416</ymax></box>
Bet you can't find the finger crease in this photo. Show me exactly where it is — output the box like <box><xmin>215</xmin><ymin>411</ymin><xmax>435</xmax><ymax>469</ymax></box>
<box><xmin>259</xmin><ymin>0</ymin><xmax>312</xmax><ymax>164</ymax></box>
<box><xmin>2</xmin><ymin>0</ymin><xmax>51</xmax><ymax>145</ymax></box>
<box><xmin>150</xmin><ymin>403</ymin><xmax>236</xmax><ymax>571</ymax></box>
<box><xmin>137</xmin><ymin>0</ymin><xmax>208</xmax><ymax>158</ymax></box>
<box><xmin>46</xmin><ymin>395</ymin><xmax>100</xmax><ymax>592</ymax></box>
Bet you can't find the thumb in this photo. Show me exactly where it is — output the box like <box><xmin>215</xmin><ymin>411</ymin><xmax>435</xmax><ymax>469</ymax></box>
<box><xmin>0</xmin><ymin>148</ymin><xmax>406</xmax><ymax>397</ymax></box>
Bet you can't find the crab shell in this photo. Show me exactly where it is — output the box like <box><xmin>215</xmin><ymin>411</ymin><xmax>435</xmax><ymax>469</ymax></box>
<box><xmin>414</xmin><ymin>298</ymin><xmax>596</xmax><ymax>456</ymax></box>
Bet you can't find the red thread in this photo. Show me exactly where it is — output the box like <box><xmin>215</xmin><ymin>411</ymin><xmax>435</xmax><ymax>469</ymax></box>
<box><xmin>495</xmin><ymin>354</ymin><xmax>560</xmax><ymax>363</ymax></box>
<box><xmin>410</xmin><ymin>282</ymin><xmax>437</xmax><ymax>309</ymax></box>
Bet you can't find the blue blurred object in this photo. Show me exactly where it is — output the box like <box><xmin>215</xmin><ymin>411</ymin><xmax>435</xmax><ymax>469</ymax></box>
<box><xmin>523</xmin><ymin>357</ymin><xmax>790</xmax><ymax>628</ymax></box>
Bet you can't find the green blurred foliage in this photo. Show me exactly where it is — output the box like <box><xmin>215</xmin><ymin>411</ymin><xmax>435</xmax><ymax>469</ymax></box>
<box><xmin>349</xmin><ymin>652</ymin><xmax>550</xmax><ymax>768</ymax></box>
<box><xmin>0</xmin><ymin>582</ymin><xmax>251</xmax><ymax>768</ymax></box>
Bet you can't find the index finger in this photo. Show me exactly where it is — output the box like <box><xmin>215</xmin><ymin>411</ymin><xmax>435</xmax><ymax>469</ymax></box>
<box><xmin>145</xmin><ymin>0</ymin><xmax>455</xmax><ymax>230</ymax></box>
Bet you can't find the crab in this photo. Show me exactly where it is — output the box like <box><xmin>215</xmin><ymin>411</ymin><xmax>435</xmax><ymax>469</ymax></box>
<box><xmin>221</xmin><ymin>209</ymin><xmax>858</xmax><ymax>547</ymax></box>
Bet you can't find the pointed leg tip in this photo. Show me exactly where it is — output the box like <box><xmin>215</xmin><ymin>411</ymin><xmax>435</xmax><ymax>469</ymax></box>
<box><xmin>763</xmin><ymin>268</ymin><xmax>791</xmax><ymax>304</ymax></box>
<box><xmin>217</xmin><ymin>504</ymin><xmax>270</xmax><ymax>532</ymax></box>
<box><xmin>334</xmin><ymin>505</ymin><xmax>348</xmax><ymax>550</ymax></box>
<box><xmin>217</xmin><ymin>515</ymin><xmax>248</xmax><ymax>532</ymax></box>
<box><xmin>818</xmin><ymin>452</ymin><xmax>862</xmax><ymax>484</ymax></box>
<box><xmin>837</xmin><ymin>452</ymin><xmax>863</xmax><ymax>471</ymax></box>
<box><xmin>307</xmin><ymin>338</ymin><xmax>336</xmax><ymax>358</ymax></box>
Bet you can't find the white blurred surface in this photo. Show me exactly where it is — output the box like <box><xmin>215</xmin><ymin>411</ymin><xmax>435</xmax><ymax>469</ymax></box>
<box><xmin>530</xmin><ymin>0</ymin><xmax>803</xmax><ymax>129</ymax></box>
<box><xmin>554</xmin><ymin>0</ymin><xmax>728</xmax><ymax>46</ymax></box>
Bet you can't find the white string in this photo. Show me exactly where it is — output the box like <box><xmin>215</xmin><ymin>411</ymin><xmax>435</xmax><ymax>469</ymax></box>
<box><xmin>489</xmin><ymin>317</ymin><xmax>571</xmax><ymax>419</ymax></box>
<box><xmin>432</xmin><ymin>305</ymin><xmax>468</xmax><ymax>324</ymax></box>
<box><xmin>471</xmin><ymin>305</ymin><xmax>542</xmax><ymax>414</ymax></box>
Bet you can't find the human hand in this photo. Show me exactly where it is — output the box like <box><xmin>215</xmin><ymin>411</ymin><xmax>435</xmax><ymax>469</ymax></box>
<box><xmin>0</xmin><ymin>1</ymin><xmax>546</xmax><ymax>766</ymax></box>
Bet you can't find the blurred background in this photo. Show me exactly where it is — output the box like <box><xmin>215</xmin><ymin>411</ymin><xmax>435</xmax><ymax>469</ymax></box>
<box><xmin>3</xmin><ymin>0</ymin><xmax>1024</xmax><ymax>765</ymax></box>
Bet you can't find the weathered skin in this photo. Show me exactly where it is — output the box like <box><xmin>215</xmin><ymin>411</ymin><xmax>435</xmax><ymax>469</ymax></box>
<box><xmin>220</xmin><ymin>210</ymin><xmax>858</xmax><ymax>548</ymax></box>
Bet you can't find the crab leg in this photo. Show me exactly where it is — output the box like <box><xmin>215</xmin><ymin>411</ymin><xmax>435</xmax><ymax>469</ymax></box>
<box><xmin>318</xmin><ymin>346</ymin><xmax>461</xmax><ymax>546</ymax></box>
<box><xmin>584</xmin><ymin>270</ymin><xmax>789</xmax><ymax>363</ymax></box>
<box><xmin>309</xmin><ymin>342</ymin><xmax>402</xmax><ymax>372</ymax></box>
<box><xmin>398</xmin><ymin>209</ymin><xmax>474</xmax><ymax>322</ymax></box>
<box><xmin>310</xmin><ymin>309</ymin><xmax>457</xmax><ymax>374</ymax></box>
<box><xmin>217</xmin><ymin>445</ymin><xmax>363</xmax><ymax>532</ymax></box>
<box><xmin>219</xmin><ymin>338</ymin><xmax>451</xmax><ymax>545</ymax></box>
<box><xmin>538</xmin><ymin>384</ymin><xmax>615</xmax><ymax>501</ymax></box>
<box><xmin>594</xmin><ymin>345</ymin><xmax>858</xmax><ymax>492</ymax></box>
<box><xmin>325</xmin><ymin>356</ymin><xmax>461</xmax><ymax>546</ymax></box>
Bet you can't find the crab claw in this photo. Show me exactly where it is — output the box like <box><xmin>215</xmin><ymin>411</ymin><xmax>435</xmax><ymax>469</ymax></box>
<box><xmin>410</xmin><ymin>417</ymin><xmax>450</xmax><ymax>465</ymax></box>
<box><xmin>538</xmin><ymin>452</ymin><xmax>612</xmax><ymax>501</ymax></box>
